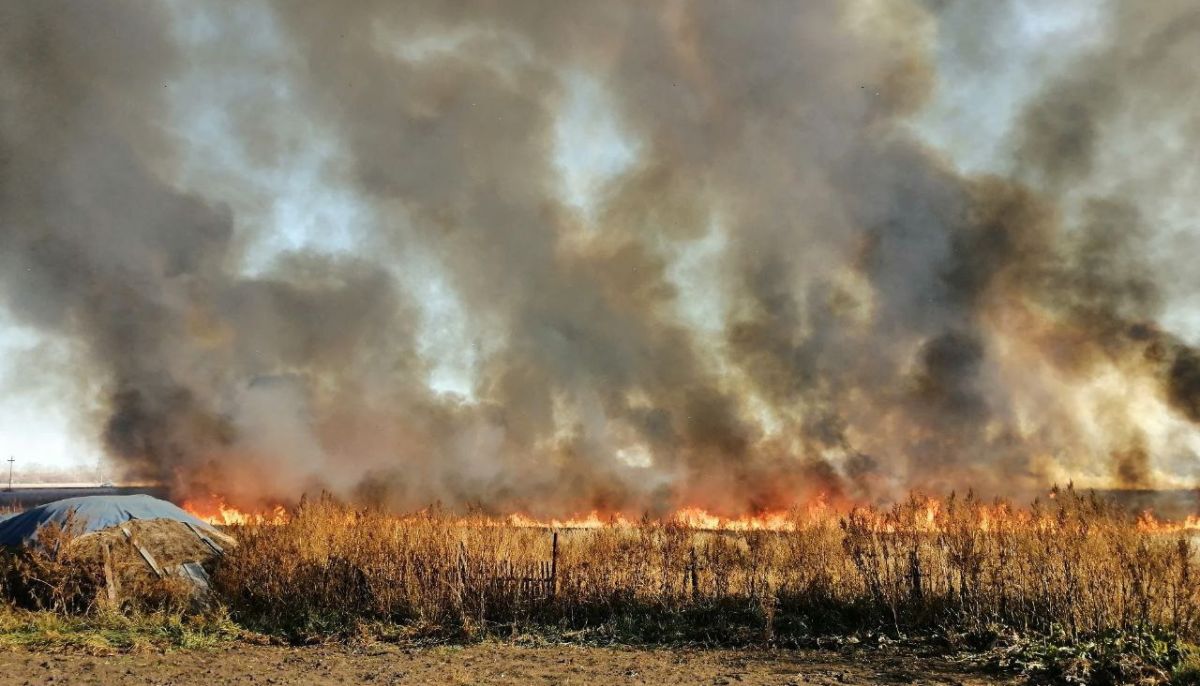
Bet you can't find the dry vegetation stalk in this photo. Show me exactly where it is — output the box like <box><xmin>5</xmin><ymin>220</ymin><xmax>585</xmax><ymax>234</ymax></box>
<box><xmin>206</xmin><ymin>487</ymin><xmax>1200</xmax><ymax>645</ymax></box>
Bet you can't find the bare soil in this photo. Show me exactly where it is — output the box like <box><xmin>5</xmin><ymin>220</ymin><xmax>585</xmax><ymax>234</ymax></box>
<box><xmin>0</xmin><ymin>643</ymin><xmax>1017</xmax><ymax>685</ymax></box>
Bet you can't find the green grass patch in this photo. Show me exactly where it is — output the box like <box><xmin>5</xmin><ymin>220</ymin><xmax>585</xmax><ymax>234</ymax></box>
<box><xmin>983</xmin><ymin>627</ymin><xmax>1200</xmax><ymax>686</ymax></box>
<box><xmin>0</xmin><ymin>606</ymin><xmax>244</xmax><ymax>653</ymax></box>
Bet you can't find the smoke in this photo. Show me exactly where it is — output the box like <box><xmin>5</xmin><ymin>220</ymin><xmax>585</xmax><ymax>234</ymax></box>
<box><xmin>1</xmin><ymin>0</ymin><xmax>1198</xmax><ymax>514</ymax></box>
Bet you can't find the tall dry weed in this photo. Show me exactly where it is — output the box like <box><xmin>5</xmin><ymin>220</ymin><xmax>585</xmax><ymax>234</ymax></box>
<box><xmin>2</xmin><ymin>487</ymin><xmax>1195</xmax><ymax>648</ymax></box>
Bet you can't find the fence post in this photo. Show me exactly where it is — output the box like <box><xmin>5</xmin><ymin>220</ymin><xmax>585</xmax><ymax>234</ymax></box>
<box><xmin>690</xmin><ymin>546</ymin><xmax>699</xmax><ymax>599</ymax></box>
<box><xmin>457</xmin><ymin>541</ymin><xmax>468</xmax><ymax>591</ymax></box>
<box><xmin>550</xmin><ymin>530</ymin><xmax>559</xmax><ymax>598</ymax></box>
<box><xmin>102</xmin><ymin>541</ymin><xmax>119</xmax><ymax>606</ymax></box>
<box><xmin>908</xmin><ymin>547</ymin><xmax>923</xmax><ymax>601</ymax></box>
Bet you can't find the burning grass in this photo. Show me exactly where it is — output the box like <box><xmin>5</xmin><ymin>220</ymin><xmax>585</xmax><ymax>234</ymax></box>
<box><xmin>208</xmin><ymin>487</ymin><xmax>1200</xmax><ymax>648</ymax></box>
<box><xmin>3</xmin><ymin>486</ymin><xmax>1200</xmax><ymax>682</ymax></box>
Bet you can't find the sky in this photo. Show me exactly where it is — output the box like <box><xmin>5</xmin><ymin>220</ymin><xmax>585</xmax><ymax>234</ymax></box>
<box><xmin>0</xmin><ymin>0</ymin><xmax>1195</xmax><ymax>481</ymax></box>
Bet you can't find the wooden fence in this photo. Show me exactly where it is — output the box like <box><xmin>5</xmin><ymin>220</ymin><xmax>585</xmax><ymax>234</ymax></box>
<box><xmin>457</xmin><ymin>531</ymin><xmax>559</xmax><ymax>598</ymax></box>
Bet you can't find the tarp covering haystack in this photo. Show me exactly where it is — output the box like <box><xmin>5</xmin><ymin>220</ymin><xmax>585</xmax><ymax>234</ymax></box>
<box><xmin>0</xmin><ymin>495</ymin><xmax>235</xmax><ymax>608</ymax></box>
<box><xmin>0</xmin><ymin>495</ymin><xmax>223</xmax><ymax>546</ymax></box>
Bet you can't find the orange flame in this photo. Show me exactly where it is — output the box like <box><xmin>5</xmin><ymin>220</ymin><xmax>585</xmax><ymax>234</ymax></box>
<box><xmin>496</xmin><ymin>498</ymin><xmax>840</xmax><ymax>531</ymax></box>
<box><xmin>180</xmin><ymin>492</ymin><xmax>1200</xmax><ymax>535</ymax></box>
<box><xmin>503</xmin><ymin>511</ymin><xmax>635</xmax><ymax>529</ymax></box>
<box><xmin>1136</xmin><ymin>511</ymin><xmax>1200</xmax><ymax>534</ymax></box>
<box><xmin>182</xmin><ymin>495</ymin><xmax>289</xmax><ymax>526</ymax></box>
<box><xmin>672</xmin><ymin>507</ymin><xmax>797</xmax><ymax>531</ymax></box>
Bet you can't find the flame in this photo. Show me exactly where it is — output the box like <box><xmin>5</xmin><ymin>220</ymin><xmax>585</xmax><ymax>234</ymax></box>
<box><xmin>1136</xmin><ymin>511</ymin><xmax>1200</xmax><ymax>534</ymax></box>
<box><xmin>672</xmin><ymin>507</ymin><xmax>796</xmax><ymax>531</ymax></box>
<box><xmin>182</xmin><ymin>495</ymin><xmax>289</xmax><ymax>526</ymax></box>
<box><xmin>497</xmin><ymin>499</ymin><xmax>838</xmax><ymax>531</ymax></box>
<box><xmin>180</xmin><ymin>492</ymin><xmax>1200</xmax><ymax>535</ymax></box>
<box><xmin>503</xmin><ymin>511</ymin><xmax>636</xmax><ymax>529</ymax></box>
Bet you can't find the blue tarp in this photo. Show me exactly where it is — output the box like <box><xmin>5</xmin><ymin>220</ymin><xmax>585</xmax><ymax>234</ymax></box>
<box><xmin>0</xmin><ymin>494</ymin><xmax>218</xmax><ymax>547</ymax></box>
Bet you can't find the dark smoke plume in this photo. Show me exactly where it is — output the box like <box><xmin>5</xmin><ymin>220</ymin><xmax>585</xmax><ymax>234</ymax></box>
<box><xmin>1</xmin><ymin>0</ymin><xmax>1198</xmax><ymax>514</ymax></box>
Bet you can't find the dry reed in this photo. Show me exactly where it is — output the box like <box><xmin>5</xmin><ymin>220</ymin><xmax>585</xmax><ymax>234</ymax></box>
<box><xmin>208</xmin><ymin>487</ymin><xmax>1200</xmax><ymax>645</ymax></box>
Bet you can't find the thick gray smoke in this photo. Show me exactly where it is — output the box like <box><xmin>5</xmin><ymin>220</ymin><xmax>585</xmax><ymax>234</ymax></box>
<box><xmin>2</xmin><ymin>0</ymin><xmax>1198</xmax><ymax>514</ymax></box>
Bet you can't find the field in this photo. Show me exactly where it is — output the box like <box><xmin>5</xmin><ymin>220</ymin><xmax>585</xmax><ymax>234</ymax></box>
<box><xmin>0</xmin><ymin>642</ymin><xmax>1018</xmax><ymax>685</ymax></box>
<box><xmin>1</xmin><ymin>487</ymin><xmax>1200</xmax><ymax>684</ymax></box>
<box><xmin>0</xmin><ymin>485</ymin><xmax>168</xmax><ymax>511</ymax></box>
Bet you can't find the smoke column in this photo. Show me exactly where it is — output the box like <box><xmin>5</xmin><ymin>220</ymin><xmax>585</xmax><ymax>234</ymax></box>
<box><xmin>2</xmin><ymin>0</ymin><xmax>1198</xmax><ymax>514</ymax></box>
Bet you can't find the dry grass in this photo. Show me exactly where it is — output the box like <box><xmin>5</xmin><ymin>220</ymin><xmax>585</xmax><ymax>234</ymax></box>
<box><xmin>210</xmin><ymin>487</ymin><xmax>1200</xmax><ymax>648</ymax></box>
<box><xmin>0</xmin><ymin>487</ymin><xmax>1195</xmax><ymax>683</ymax></box>
<box><xmin>0</xmin><ymin>485</ymin><xmax>1196</xmax><ymax>679</ymax></box>
<box><xmin>0</xmin><ymin>516</ymin><xmax>227</xmax><ymax>616</ymax></box>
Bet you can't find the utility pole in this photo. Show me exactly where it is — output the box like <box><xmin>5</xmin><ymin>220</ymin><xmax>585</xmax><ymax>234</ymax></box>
<box><xmin>4</xmin><ymin>456</ymin><xmax>12</xmax><ymax>492</ymax></box>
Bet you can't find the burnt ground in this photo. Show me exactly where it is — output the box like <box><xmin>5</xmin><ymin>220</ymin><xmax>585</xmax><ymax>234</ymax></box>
<box><xmin>0</xmin><ymin>643</ymin><xmax>1017</xmax><ymax>685</ymax></box>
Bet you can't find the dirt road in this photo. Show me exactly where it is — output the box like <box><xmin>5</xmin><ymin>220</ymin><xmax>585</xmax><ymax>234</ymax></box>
<box><xmin>0</xmin><ymin>643</ymin><xmax>1016</xmax><ymax>685</ymax></box>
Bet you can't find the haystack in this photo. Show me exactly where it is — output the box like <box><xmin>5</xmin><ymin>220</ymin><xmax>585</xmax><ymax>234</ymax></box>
<box><xmin>71</xmin><ymin>517</ymin><xmax>236</xmax><ymax>595</ymax></box>
<box><xmin>0</xmin><ymin>495</ymin><xmax>236</xmax><ymax>603</ymax></box>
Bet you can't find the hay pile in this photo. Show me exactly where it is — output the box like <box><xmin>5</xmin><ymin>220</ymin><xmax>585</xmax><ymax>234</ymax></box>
<box><xmin>68</xmin><ymin>519</ymin><xmax>237</xmax><ymax>601</ymax></box>
<box><xmin>0</xmin><ymin>496</ymin><xmax>239</xmax><ymax>611</ymax></box>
